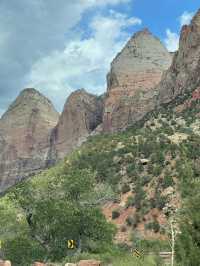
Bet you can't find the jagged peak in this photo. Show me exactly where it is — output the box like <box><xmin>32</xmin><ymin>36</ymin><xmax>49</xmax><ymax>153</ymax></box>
<box><xmin>19</xmin><ymin>88</ymin><xmax>49</xmax><ymax>100</ymax></box>
<box><xmin>132</xmin><ymin>27</ymin><xmax>152</xmax><ymax>38</ymax></box>
<box><xmin>110</xmin><ymin>28</ymin><xmax>171</xmax><ymax>72</ymax></box>
<box><xmin>20</xmin><ymin>87</ymin><xmax>39</xmax><ymax>94</ymax></box>
<box><xmin>191</xmin><ymin>8</ymin><xmax>200</xmax><ymax>25</ymax></box>
<box><xmin>2</xmin><ymin>88</ymin><xmax>58</xmax><ymax>118</ymax></box>
<box><xmin>67</xmin><ymin>88</ymin><xmax>98</xmax><ymax>102</ymax></box>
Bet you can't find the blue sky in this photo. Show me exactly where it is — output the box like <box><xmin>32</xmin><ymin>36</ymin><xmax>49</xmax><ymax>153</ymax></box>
<box><xmin>0</xmin><ymin>0</ymin><xmax>199</xmax><ymax>116</ymax></box>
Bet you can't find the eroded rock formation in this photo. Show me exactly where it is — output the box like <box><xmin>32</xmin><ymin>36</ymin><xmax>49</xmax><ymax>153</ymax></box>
<box><xmin>103</xmin><ymin>28</ymin><xmax>172</xmax><ymax>132</ymax></box>
<box><xmin>1</xmin><ymin>9</ymin><xmax>200</xmax><ymax>192</ymax></box>
<box><xmin>48</xmin><ymin>89</ymin><xmax>103</xmax><ymax>161</ymax></box>
<box><xmin>0</xmin><ymin>88</ymin><xmax>59</xmax><ymax>192</ymax></box>
<box><xmin>157</xmin><ymin>9</ymin><xmax>200</xmax><ymax>104</ymax></box>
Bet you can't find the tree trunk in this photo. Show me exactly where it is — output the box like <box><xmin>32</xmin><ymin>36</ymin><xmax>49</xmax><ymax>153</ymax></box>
<box><xmin>170</xmin><ymin>221</ymin><xmax>175</xmax><ymax>266</ymax></box>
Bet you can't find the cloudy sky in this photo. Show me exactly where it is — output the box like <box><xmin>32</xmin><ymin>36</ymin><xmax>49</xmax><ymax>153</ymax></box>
<box><xmin>0</xmin><ymin>0</ymin><xmax>199</xmax><ymax>116</ymax></box>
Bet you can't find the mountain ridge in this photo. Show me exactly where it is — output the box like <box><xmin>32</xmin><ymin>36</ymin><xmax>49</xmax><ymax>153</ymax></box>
<box><xmin>1</xmin><ymin>8</ymin><xmax>200</xmax><ymax>193</ymax></box>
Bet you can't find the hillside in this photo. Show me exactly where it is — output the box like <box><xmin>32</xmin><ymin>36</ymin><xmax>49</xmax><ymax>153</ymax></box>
<box><xmin>1</xmin><ymin>6</ymin><xmax>200</xmax><ymax>266</ymax></box>
<box><xmin>1</xmin><ymin>86</ymin><xmax>200</xmax><ymax>265</ymax></box>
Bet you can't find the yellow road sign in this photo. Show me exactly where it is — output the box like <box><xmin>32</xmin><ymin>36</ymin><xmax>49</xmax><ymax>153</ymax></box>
<box><xmin>67</xmin><ymin>240</ymin><xmax>76</xmax><ymax>249</ymax></box>
<box><xmin>132</xmin><ymin>248</ymin><xmax>144</xmax><ymax>259</ymax></box>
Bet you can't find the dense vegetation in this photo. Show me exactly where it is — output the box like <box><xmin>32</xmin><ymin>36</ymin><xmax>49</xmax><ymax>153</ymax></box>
<box><xmin>1</xmin><ymin>96</ymin><xmax>200</xmax><ymax>265</ymax></box>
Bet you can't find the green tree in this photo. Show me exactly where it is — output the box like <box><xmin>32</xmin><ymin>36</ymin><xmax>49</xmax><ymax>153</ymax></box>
<box><xmin>176</xmin><ymin>189</ymin><xmax>200</xmax><ymax>266</ymax></box>
<box><xmin>1</xmin><ymin>167</ymin><xmax>116</xmax><ymax>263</ymax></box>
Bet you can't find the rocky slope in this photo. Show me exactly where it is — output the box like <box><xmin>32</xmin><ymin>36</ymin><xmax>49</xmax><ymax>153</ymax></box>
<box><xmin>0</xmin><ymin>88</ymin><xmax>103</xmax><ymax>193</ymax></box>
<box><xmin>0</xmin><ymin>88</ymin><xmax>59</xmax><ymax>193</ymax></box>
<box><xmin>1</xmin><ymin>8</ymin><xmax>200</xmax><ymax>193</ymax></box>
<box><xmin>103</xmin><ymin>28</ymin><xmax>172</xmax><ymax>132</ymax></box>
<box><xmin>47</xmin><ymin>89</ymin><xmax>103</xmax><ymax>162</ymax></box>
<box><xmin>157</xmin><ymin>9</ymin><xmax>200</xmax><ymax>105</ymax></box>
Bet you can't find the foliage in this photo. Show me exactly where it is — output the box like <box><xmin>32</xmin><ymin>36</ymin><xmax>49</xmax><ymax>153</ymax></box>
<box><xmin>1</xmin><ymin>92</ymin><xmax>200</xmax><ymax>264</ymax></box>
<box><xmin>145</xmin><ymin>220</ymin><xmax>160</xmax><ymax>233</ymax></box>
<box><xmin>162</xmin><ymin>175</ymin><xmax>174</xmax><ymax>189</ymax></box>
<box><xmin>125</xmin><ymin>196</ymin><xmax>135</xmax><ymax>208</ymax></box>
<box><xmin>176</xmin><ymin>186</ymin><xmax>200</xmax><ymax>266</ymax></box>
<box><xmin>112</xmin><ymin>209</ymin><xmax>120</xmax><ymax>220</ymax></box>
<box><xmin>121</xmin><ymin>183</ymin><xmax>130</xmax><ymax>194</ymax></box>
<box><xmin>0</xmin><ymin>167</ymin><xmax>116</xmax><ymax>264</ymax></box>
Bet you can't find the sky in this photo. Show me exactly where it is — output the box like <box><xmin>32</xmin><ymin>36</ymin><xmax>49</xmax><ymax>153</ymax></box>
<box><xmin>0</xmin><ymin>0</ymin><xmax>199</xmax><ymax>116</ymax></box>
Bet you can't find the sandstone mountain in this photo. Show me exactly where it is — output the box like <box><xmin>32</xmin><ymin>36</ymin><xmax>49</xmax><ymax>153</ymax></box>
<box><xmin>0</xmin><ymin>88</ymin><xmax>59</xmax><ymax>193</ymax></box>
<box><xmin>103</xmin><ymin>28</ymin><xmax>172</xmax><ymax>132</ymax></box>
<box><xmin>2</xmin><ymin>9</ymin><xmax>200</xmax><ymax>193</ymax></box>
<box><xmin>48</xmin><ymin>89</ymin><xmax>103</xmax><ymax>162</ymax></box>
<box><xmin>0</xmin><ymin>88</ymin><xmax>103</xmax><ymax>193</ymax></box>
<box><xmin>157</xmin><ymin>9</ymin><xmax>200</xmax><ymax>105</ymax></box>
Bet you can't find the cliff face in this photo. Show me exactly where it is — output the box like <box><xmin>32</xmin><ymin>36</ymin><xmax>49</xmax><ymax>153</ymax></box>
<box><xmin>0</xmin><ymin>88</ymin><xmax>59</xmax><ymax>192</ymax></box>
<box><xmin>157</xmin><ymin>9</ymin><xmax>200</xmax><ymax>104</ymax></box>
<box><xmin>0</xmin><ymin>88</ymin><xmax>103</xmax><ymax>192</ymax></box>
<box><xmin>103</xmin><ymin>29</ymin><xmax>172</xmax><ymax>132</ymax></box>
<box><xmin>48</xmin><ymin>89</ymin><xmax>103</xmax><ymax>162</ymax></box>
<box><xmin>1</xmin><ymin>9</ymin><xmax>200</xmax><ymax>192</ymax></box>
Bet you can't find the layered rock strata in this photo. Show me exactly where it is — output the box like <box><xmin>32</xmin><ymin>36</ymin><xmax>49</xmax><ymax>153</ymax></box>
<box><xmin>103</xmin><ymin>29</ymin><xmax>172</xmax><ymax>132</ymax></box>
<box><xmin>0</xmin><ymin>88</ymin><xmax>59</xmax><ymax>192</ymax></box>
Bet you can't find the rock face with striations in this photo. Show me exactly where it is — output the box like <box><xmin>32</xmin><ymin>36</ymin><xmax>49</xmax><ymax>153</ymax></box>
<box><xmin>157</xmin><ymin>9</ymin><xmax>200</xmax><ymax>104</ymax></box>
<box><xmin>103</xmin><ymin>28</ymin><xmax>172</xmax><ymax>132</ymax></box>
<box><xmin>48</xmin><ymin>89</ymin><xmax>103</xmax><ymax>161</ymax></box>
<box><xmin>0</xmin><ymin>88</ymin><xmax>59</xmax><ymax>193</ymax></box>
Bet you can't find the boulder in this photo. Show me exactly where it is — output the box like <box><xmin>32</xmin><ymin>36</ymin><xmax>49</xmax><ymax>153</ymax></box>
<box><xmin>0</xmin><ymin>261</ymin><xmax>11</xmax><ymax>266</ymax></box>
<box><xmin>33</xmin><ymin>263</ymin><xmax>46</xmax><ymax>266</ymax></box>
<box><xmin>78</xmin><ymin>260</ymin><xmax>101</xmax><ymax>266</ymax></box>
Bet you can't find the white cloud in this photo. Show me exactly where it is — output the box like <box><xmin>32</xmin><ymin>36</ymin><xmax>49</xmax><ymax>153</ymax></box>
<box><xmin>27</xmin><ymin>11</ymin><xmax>142</xmax><ymax>111</ymax></box>
<box><xmin>164</xmin><ymin>11</ymin><xmax>194</xmax><ymax>52</ymax></box>
<box><xmin>164</xmin><ymin>10</ymin><xmax>194</xmax><ymax>52</ymax></box>
<box><xmin>164</xmin><ymin>29</ymin><xmax>179</xmax><ymax>52</ymax></box>
<box><xmin>179</xmin><ymin>11</ymin><xmax>194</xmax><ymax>27</ymax></box>
<box><xmin>0</xmin><ymin>0</ymin><xmax>133</xmax><ymax>112</ymax></box>
<box><xmin>0</xmin><ymin>108</ymin><xmax>5</xmax><ymax>118</ymax></box>
<box><xmin>84</xmin><ymin>0</ymin><xmax>131</xmax><ymax>5</ymax></box>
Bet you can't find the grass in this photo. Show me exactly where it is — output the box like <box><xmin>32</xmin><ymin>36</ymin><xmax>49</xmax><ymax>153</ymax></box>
<box><xmin>109</xmin><ymin>254</ymin><xmax>157</xmax><ymax>266</ymax></box>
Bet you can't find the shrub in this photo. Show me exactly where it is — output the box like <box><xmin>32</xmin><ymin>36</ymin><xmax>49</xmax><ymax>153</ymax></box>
<box><xmin>145</xmin><ymin>220</ymin><xmax>160</xmax><ymax>233</ymax></box>
<box><xmin>120</xmin><ymin>225</ymin><xmax>127</xmax><ymax>232</ymax></box>
<box><xmin>125</xmin><ymin>196</ymin><xmax>135</xmax><ymax>208</ymax></box>
<box><xmin>121</xmin><ymin>183</ymin><xmax>130</xmax><ymax>194</ymax></box>
<box><xmin>155</xmin><ymin>194</ymin><xmax>167</xmax><ymax>210</ymax></box>
<box><xmin>134</xmin><ymin>187</ymin><xmax>146</xmax><ymax>209</ymax></box>
<box><xmin>112</xmin><ymin>209</ymin><xmax>120</xmax><ymax>219</ymax></box>
<box><xmin>162</xmin><ymin>175</ymin><xmax>174</xmax><ymax>189</ymax></box>
<box><xmin>152</xmin><ymin>165</ymin><xmax>162</xmax><ymax>176</ymax></box>
<box><xmin>126</xmin><ymin>216</ymin><xmax>134</xmax><ymax>226</ymax></box>
<box><xmin>126</xmin><ymin>164</ymin><xmax>137</xmax><ymax>177</ymax></box>
<box><xmin>133</xmin><ymin>215</ymin><xmax>141</xmax><ymax>228</ymax></box>
<box><xmin>141</xmin><ymin>176</ymin><xmax>151</xmax><ymax>186</ymax></box>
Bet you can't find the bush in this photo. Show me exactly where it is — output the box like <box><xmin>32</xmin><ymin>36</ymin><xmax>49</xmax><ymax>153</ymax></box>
<box><xmin>112</xmin><ymin>209</ymin><xmax>120</xmax><ymax>219</ymax></box>
<box><xmin>145</xmin><ymin>220</ymin><xmax>160</xmax><ymax>233</ymax></box>
<box><xmin>152</xmin><ymin>165</ymin><xmax>162</xmax><ymax>176</ymax></box>
<box><xmin>141</xmin><ymin>176</ymin><xmax>151</xmax><ymax>186</ymax></box>
<box><xmin>120</xmin><ymin>225</ymin><xmax>127</xmax><ymax>232</ymax></box>
<box><xmin>125</xmin><ymin>196</ymin><xmax>135</xmax><ymax>208</ymax></box>
<box><xmin>126</xmin><ymin>164</ymin><xmax>137</xmax><ymax>177</ymax></box>
<box><xmin>134</xmin><ymin>187</ymin><xmax>146</xmax><ymax>209</ymax></box>
<box><xmin>132</xmin><ymin>213</ymin><xmax>141</xmax><ymax>228</ymax></box>
<box><xmin>126</xmin><ymin>216</ymin><xmax>134</xmax><ymax>226</ymax></box>
<box><xmin>121</xmin><ymin>183</ymin><xmax>130</xmax><ymax>194</ymax></box>
<box><xmin>162</xmin><ymin>175</ymin><xmax>174</xmax><ymax>189</ymax></box>
<box><xmin>155</xmin><ymin>194</ymin><xmax>167</xmax><ymax>210</ymax></box>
